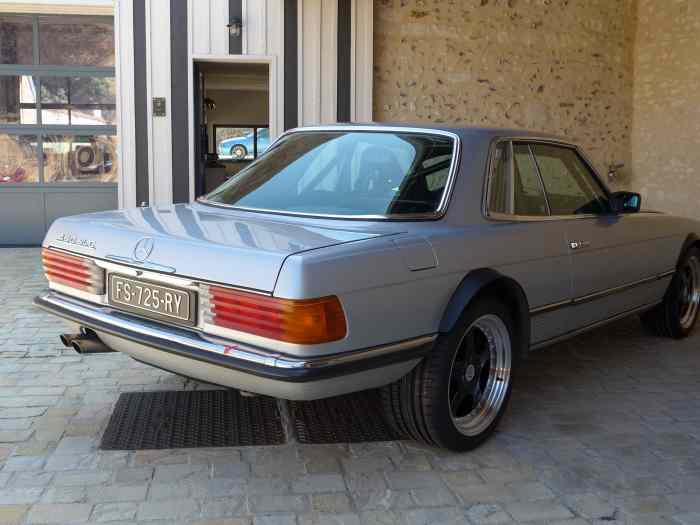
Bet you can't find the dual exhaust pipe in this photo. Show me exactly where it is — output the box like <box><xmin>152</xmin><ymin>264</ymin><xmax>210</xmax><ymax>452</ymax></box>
<box><xmin>60</xmin><ymin>329</ymin><xmax>115</xmax><ymax>354</ymax></box>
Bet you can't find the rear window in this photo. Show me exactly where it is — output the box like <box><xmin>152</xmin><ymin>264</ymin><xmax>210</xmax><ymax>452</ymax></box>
<box><xmin>202</xmin><ymin>131</ymin><xmax>456</xmax><ymax>217</ymax></box>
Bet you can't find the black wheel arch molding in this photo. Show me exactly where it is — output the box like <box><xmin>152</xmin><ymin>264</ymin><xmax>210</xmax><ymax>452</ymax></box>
<box><xmin>438</xmin><ymin>268</ymin><xmax>531</xmax><ymax>361</ymax></box>
<box><xmin>679</xmin><ymin>233</ymin><xmax>700</xmax><ymax>267</ymax></box>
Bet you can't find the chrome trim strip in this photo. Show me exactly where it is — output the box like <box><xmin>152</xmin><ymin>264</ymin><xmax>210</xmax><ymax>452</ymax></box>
<box><xmin>198</xmin><ymin>125</ymin><xmax>462</xmax><ymax>221</ymax></box>
<box><xmin>529</xmin><ymin>269</ymin><xmax>675</xmax><ymax>316</ymax></box>
<box><xmin>529</xmin><ymin>299</ymin><xmax>572</xmax><ymax>316</ymax></box>
<box><xmin>530</xmin><ymin>301</ymin><xmax>661</xmax><ymax>351</ymax></box>
<box><xmin>34</xmin><ymin>291</ymin><xmax>437</xmax><ymax>373</ymax></box>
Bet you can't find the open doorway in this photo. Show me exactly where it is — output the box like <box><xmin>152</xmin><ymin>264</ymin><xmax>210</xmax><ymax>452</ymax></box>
<box><xmin>193</xmin><ymin>61</ymin><xmax>270</xmax><ymax>197</ymax></box>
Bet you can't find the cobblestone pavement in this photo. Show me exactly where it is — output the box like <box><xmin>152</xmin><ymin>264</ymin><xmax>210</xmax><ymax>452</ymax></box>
<box><xmin>2</xmin><ymin>247</ymin><xmax>700</xmax><ymax>525</ymax></box>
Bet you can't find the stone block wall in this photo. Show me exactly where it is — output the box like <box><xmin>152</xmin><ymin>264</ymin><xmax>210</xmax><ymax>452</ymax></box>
<box><xmin>373</xmin><ymin>0</ymin><xmax>638</xmax><ymax>177</ymax></box>
<box><xmin>631</xmin><ymin>0</ymin><xmax>700</xmax><ymax>217</ymax></box>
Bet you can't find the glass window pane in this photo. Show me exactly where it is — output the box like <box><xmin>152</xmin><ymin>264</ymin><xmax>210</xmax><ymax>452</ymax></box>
<box><xmin>488</xmin><ymin>143</ymin><xmax>511</xmax><ymax>214</ymax></box>
<box><xmin>40</xmin><ymin>77</ymin><xmax>116</xmax><ymax>125</ymax></box>
<box><xmin>531</xmin><ymin>144</ymin><xmax>609</xmax><ymax>215</ymax></box>
<box><xmin>216</xmin><ymin>127</ymin><xmax>255</xmax><ymax>160</ymax></box>
<box><xmin>0</xmin><ymin>76</ymin><xmax>37</xmax><ymax>124</ymax></box>
<box><xmin>0</xmin><ymin>134</ymin><xmax>39</xmax><ymax>183</ymax></box>
<box><xmin>512</xmin><ymin>144</ymin><xmax>547</xmax><ymax>216</ymax></box>
<box><xmin>70</xmin><ymin>77</ymin><xmax>115</xmax><ymax>105</ymax></box>
<box><xmin>0</xmin><ymin>15</ymin><xmax>33</xmax><ymax>65</ymax></box>
<box><xmin>256</xmin><ymin>127</ymin><xmax>271</xmax><ymax>155</ymax></box>
<box><xmin>205</xmin><ymin>131</ymin><xmax>455</xmax><ymax>217</ymax></box>
<box><xmin>39</xmin><ymin>16</ymin><xmax>114</xmax><ymax>67</ymax></box>
<box><xmin>44</xmin><ymin>135</ymin><xmax>118</xmax><ymax>183</ymax></box>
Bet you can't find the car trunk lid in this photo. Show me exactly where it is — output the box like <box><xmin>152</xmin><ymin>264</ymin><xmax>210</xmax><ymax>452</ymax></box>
<box><xmin>43</xmin><ymin>203</ymin><xmax>390</xmax><ymax>292</ymax></box>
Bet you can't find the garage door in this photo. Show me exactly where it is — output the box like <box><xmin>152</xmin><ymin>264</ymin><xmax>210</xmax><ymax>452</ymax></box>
<box><xmin>0</xmin><ymin>13</ymin><xmax>118</xmax><ymax>245</ymax></box>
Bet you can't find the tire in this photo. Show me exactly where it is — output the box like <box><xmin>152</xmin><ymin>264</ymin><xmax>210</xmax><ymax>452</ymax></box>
<box><xmin>381</xmin><ymin>297</ymin><xmax>515</xmax><ymax>451</ymax></box>
<box><xmin>640</xmin><ymin>246</ymin><xmax>700</xmax><ymax>339</ymax></box>
<box><xmin>230</xmin><ymin>145</ymin><xmax>247</xmax><ymax>160</ymax></box>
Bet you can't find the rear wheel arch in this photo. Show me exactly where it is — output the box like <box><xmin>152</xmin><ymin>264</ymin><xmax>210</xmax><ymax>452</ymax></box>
<box><xmin>679</xmin><ymin>233</ymin><xmax>700</xmax><ymax>267</ymax></box>
<box><xmin>439</xmin><ymin>269</ymin><xmax>530</xmax><ymax>360</ymax></box>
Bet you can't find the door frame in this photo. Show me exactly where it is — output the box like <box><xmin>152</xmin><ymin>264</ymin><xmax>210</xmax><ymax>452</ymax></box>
<box><xmin>188</xmin><ymin>54</ymin><xmax>279</xmax><ymax>202</ymax></box>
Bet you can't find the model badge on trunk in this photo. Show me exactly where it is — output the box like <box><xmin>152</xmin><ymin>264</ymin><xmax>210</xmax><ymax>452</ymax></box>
<box><xmin>56</xmin><ymin>233</ymin><xmax>96</xmax><ymax>250</ymax></box>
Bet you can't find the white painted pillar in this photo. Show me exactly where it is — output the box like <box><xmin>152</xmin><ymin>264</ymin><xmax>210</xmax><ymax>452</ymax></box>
<box><xmin>145</xmin><ymin>0</ymin><xmax>173</xmax><ymax>205</ymax></box>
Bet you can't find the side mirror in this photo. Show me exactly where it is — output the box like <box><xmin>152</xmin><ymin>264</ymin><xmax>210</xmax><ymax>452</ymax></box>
<box><xmin>611</xmin><ymin>191</ymin><xmax>641</xmax><ymax>214</ymax></box>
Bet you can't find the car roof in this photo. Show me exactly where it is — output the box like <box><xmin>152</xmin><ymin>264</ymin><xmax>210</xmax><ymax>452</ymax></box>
<box><xmin>288</xmin><ymin>123</ymin><xmax>568</xmax><ymax>143</ymax></box>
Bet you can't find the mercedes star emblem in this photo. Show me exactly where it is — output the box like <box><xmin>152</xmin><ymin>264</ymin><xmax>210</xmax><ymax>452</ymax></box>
<box><xmin>133</xmin><ymin>237</ymin><xmax>154</xmax><ymax>262</ymax></box>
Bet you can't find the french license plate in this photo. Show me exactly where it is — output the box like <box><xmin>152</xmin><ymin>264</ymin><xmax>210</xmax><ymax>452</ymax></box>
<box><xmin>108</xmin><ymin>274</ymin><xmax>195</xmax><ymax>325</ymax></box>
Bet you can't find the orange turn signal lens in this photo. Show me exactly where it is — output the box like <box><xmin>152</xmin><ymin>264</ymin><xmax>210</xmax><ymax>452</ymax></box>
<box><xmin>203</xmin><ymin>286</ymin><xmax>347</xmax><ymax>344</ymax></box>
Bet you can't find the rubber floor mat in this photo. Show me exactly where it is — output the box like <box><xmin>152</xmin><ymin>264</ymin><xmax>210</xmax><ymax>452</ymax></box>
<box><xmin>288</xmin><ymin>391</ymin><xmax>400</xmax><ymax>444</ymax></box>
<box><xmin>100</xmin><ymin>390</ymin><xmax>285</xmax><ymax>450</ymax></box>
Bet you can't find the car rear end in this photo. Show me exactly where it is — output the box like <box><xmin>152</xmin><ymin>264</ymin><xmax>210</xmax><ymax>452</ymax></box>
<box><xmin>36</xmin><ymin>125</ymin><xmax>461</xmax><ymax>400</ymax></box>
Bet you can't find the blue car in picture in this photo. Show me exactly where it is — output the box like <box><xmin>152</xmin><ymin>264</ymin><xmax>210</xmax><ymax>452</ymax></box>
<box><xmin>217</xmin><ymin>128</ymin><xmax>270</xmax><ymax>160</ymax></box>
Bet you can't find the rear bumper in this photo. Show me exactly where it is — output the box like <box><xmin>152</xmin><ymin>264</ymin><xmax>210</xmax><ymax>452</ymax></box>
<box><xmin>34</xmin><ymin>291</ymin><xmax>434</xmax><ymax>400</ymax></box>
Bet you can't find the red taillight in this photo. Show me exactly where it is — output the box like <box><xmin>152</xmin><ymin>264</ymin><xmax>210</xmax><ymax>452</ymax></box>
<box><xmin>42</xmin><ymin>248</ymin><xmax>105</xmax><ymax>295</ymax></box>
<box><xmin>202</xmin><ymin>285</ymin><xmax>347</xmax><ymax>344</ymax></box>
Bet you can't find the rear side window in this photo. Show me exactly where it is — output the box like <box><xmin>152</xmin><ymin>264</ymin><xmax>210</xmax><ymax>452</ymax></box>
<box><xmin>530</xmin><ymin>144</ymin><xmax>610</xmax><ymax>215</ymax></box>
<box><xmin>488</xmin><ymin>142</ymin><xmax>548</xmax><ymax>217</ymax></box>
<box><xmin>203</xmin><ymin>131</ymin><xmax>456</xmax><ymax>217</ymax></box>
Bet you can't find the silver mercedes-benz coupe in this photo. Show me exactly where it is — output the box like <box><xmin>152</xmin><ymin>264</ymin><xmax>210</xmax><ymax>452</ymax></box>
<box><xmin>36</xmin><ymin>125</ymin><xmax>700</xmax><ymax>451</ymax></box>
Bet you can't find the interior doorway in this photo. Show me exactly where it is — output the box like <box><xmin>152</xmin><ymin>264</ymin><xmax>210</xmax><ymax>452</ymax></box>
<box><xmin>193</xmin><ymin>61</ymin><xmax>270</xmax><ymax>197</ymax></box>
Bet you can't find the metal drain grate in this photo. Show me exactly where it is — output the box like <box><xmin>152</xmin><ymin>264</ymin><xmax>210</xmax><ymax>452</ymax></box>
<box><xmin>100</xmin><ymin>390</ymin><xmax>285</xmax><ymax>450</ymax></box>
<box><xmin>288</xmin><ymin>390</ymin><xmax>400</xmax><ymax>444</ymax></box>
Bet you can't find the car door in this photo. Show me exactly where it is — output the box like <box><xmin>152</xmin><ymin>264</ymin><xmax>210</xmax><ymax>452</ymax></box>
<box><xmin>529</xmin><ymin>142</ymin><xmax>678</xmax><ymax>329</ymax></box>
<box><xmin>485</xmin><ymin>141</ymin><xmax>576</xmax><ymax>345</ymax></box>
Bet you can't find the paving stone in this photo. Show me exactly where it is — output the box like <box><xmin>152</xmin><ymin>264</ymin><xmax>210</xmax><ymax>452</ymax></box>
<box><xmin>26</xmin><ymin>503</ymin><xmax>93</xmax><ymax>524</ymax></box>
<box><xmin>311</xmin><ymin>493</ymin><xmax>353</xmax><ymax>513</ymax></box>
<box><xmin>298</xmin><ymin>513</ymin><xmax>362</xmax><ymax>525</ymax></box>
<box><xmin>90</xmin><ymin>502</ymin><xmax>139</xmax><ymax>522</ymax></box>
<box><xmin>152</xmin><ymin>463</ymin><xmax>209</xmax><ymax>482</ymax></box>
<box><xmin>193</xmin><ymin>519</ymin><xmax>251</xmax><ymax>525</ymax></box>
<box><xmin>53</xmin><ymin>436</ymin><xmax>96</xmax><ymax>455</ymax></box>
<box><xmin>386</xmin><ymin>471</ymin><xmax>444</xmax><ymax>490</ymax></box>
<box><xmin>87</xmin><ymin>483</ymin><xmax>148</xmax><ymax>503</ymax></box>
<box><xmin>137</xmin><ymin>498</ymin><xmax>200</xmax><ymax>521</ymax></box>
<box><xmin>0</xmin><ymin>429</ymin><xmax>34</xmax><ymax>443</ymax></box>
<box><xmin>253</xmin><ymin>515</ymin><xmax>297</xmax><ymax>525</ymax></box>
<box><xmin>504</xmin><ymin>500</ymin><xmax>574</xmax><ymax>522</ymax></box>
<box><xmin>212</xmin><ymin>461</ymin><xmax>250</xmax><ymax>480</ymax></box>
<box><xmin>399</xmin><ymin>508</ymin><xmax>467</xmax><ymax>525</ymax></box>
<box><xmin>146</xmin><ymin>481</ymin><xmax>191</xmax><ymax>500</ymax></box>
<box><xmin>248</xmin><ymin>494</ymin><xmax>309</xmax><ymax>514</ymax></box>
<box><xmin>2</xmin><ymin>455</ymin><xmax>45</xmax><ymax>471</ymax></box>
<box><xmin>465</xmin><ymin>504</ymin><xmax>514</xmax><ymax>525</ymax></box>
<box><xmin>292</xmin><ymin>474</ymin><xmax>347</xmax><ymax>493</ymax></box>
<box><xmin>0</xmin><ymin>488</ymin><xmax>44</xmax><ymax>505</ymax></box>
<box><xmin>0</xmin><ymin>505</ymin><xmax>29</xmax><ymax>525</ymax></box>
<box><xmin>44</xmin><ymin>453</ymin><xmax>100</xmax><ymax>471</ymax></box>
<box><xmin>114</xmin><ymin>466</ymin><xmax>154</xmax><ymax>483</ymax></box>
<box><xmin>52</xmin><ymin>470</ymin><xmax>111</xmax><ymax>486</ymax></box>
<box><xmin>40</xmin><ymin>485</ymin><xmax>87</xmax><ymax>504</ymax></box>
<box><xmin>199</xmin><ymin>496</ymin><xmax>246</xmax><ymax>519</ymax></box>
<box><xmin>190</xmin><ymin>478</ymin><xmax>247</xmax><ymax>499</ymax></box>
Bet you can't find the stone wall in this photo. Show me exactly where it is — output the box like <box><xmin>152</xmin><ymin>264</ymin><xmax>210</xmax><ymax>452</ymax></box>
<box><xmin>373</xmin><ymin>0</ymin><xmax>637</xmax><ymax>177</ymax></box>
<box><xmin>631</xmin><ymin>0</ymin><xmax>700</xmax><ymax>218</ymax></box>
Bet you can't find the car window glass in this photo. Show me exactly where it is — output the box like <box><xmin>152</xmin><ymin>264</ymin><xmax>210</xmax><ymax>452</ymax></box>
<box><xmin>204</xmin><ymin>131</ymin><xmax>455</xmax><ymax>217</ymax></box>
<box><xmin>297</xmin><ymin>139</ymin><xmax>339</xmax><ymax>192</ymax></box>
<box><xmin>488</xmin><ymin>142</ymin><xmax>547</xmax><ymax>216</ymax></box>
<box><xmin>512</xmin><ymin>144</ymin><xmax>548</xmax><ymax>216</ymax></box>
<box><xmin>531</xmin><ymin>144</ymin><xmax>609</xmax><ymax>215</ymax></box>
<box><xmin>488</xmin><ymin>142</ymin><xmax>511</xmax><ymax>214</ymax></box>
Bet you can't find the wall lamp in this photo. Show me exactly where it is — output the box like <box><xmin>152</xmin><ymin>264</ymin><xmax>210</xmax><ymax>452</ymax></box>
<box><xmin>227</xmin><ymin>17</ymin><xmax>242</xmax><ymax>38</ymax></box>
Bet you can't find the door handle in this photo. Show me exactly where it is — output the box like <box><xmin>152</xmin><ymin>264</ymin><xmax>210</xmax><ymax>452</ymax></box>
<box><xmin>569</xmin><ymin>240</ymin><xmax>591</xmax><ymax>250</ymax></box>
